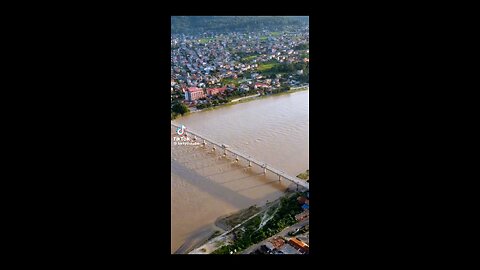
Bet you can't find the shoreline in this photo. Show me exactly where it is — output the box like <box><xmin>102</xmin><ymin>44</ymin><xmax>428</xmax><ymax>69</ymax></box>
<box><xmin>175</xmin><ymin>85</ymin><xmax>308</xmax><ymax>117</ymax></box>
<box><xmin>187</xmin><ymin>189</ymin><xmax>298</xmax><ymax>254</ymax></box>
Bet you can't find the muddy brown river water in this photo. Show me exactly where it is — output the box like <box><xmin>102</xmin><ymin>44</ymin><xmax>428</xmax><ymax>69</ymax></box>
<box><xmin>171</xmin><ymin>90</ymin><xmax>309</xmax><ymax>253</ymax></box>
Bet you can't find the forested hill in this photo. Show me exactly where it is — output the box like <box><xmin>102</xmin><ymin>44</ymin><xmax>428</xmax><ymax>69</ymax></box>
<box><xmin>171</xmin><ymin>16</ymin><xmax>308</xmax><ymax>34</ymax></box>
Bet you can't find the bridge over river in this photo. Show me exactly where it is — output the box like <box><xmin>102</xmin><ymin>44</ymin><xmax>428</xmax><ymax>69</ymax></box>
<box><xmin>172</xmin><ymin>123</ymin><xmax>309</xmax><ymax>191</ymax></box>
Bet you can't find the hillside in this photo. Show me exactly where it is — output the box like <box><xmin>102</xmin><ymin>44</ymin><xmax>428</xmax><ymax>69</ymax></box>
<box><xmin>171</xmin><ymin>16</ymin><xmax>308</xmax><ymax>34</ymax></box>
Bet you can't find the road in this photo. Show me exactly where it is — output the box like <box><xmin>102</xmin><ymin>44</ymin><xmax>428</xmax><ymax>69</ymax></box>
<box><xmin>241</xmin><ymin>217</ymin><xmax>309</xmax><ymax>254</ymax></box>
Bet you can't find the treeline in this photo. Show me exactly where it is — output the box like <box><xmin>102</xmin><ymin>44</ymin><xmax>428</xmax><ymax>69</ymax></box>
<box><xmin>260</xmin><ymin>60</ymin><xmax>309</xmax><ymax>75</ymax></box>
<box><xmin>171</xmin><ymin>101</ymin><xmax>189</xmax><ymax>120</ymax></box>
<box><xmin>294</xmin><ymin>43</ymin><xmax>309</xmax><ymax>50</ymax></box>
<box><xmin>171</xmin><ymin>16</ymin><xmax>308</xmax><ymax>34</ymax></box>
<box><xmin>272</xmin><ymin>62</ymin><xmax>309</xmax><ymax>83</ymax></box>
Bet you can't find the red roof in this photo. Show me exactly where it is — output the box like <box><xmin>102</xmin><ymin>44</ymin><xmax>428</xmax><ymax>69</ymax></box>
<box><xmin>187</xmin><ymin>87</ymin><xmax>203</xmax><ymax>92</ymax></box>
<box><xmin>207</xmin><ymin>87</ymin><xmax>227</xmax><ymax>93</ymax></box>
<box><xmin>255</xmin><ymin>82</ymin><xmax>269</xmax><ymax>87</ymax></box>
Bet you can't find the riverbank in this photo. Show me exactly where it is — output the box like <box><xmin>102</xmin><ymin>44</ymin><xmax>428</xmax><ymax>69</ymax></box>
<box><xmin>188</xmin><ymin>189</ymin><xmax>300</xmax><ymax>254</ymax></box>
<box><xmin>175</xmin><ymin>85</ymin><xmax>308</xmax><ymax>117</ymax></box>
<box><xmin>186</xmin><ymin>204</ymin><xmax>267</xmax><ymax>254</ymax></box>
<box><xmin>210</xmin><ymin>190</ymin><xmax>303</xmax><ymax>254</ymax></box>
<box><xmin>215</xmin><ymin>205</ymin><xmax>261</xmax><ymax>231</ymax></box>
<box><xmin>171</xmin><ymin>90</ymin><xmax>309</xmax><ymax>254</ymax></box>
<box><xmin>230</xmin><ymin>93</ymin><xmax>260</xmax><ymax>103</ymax></box>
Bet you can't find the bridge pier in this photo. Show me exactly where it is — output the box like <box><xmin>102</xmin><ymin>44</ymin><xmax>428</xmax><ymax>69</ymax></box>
<box><xmin>172</xmin><ymin>124</ymin><xmax>308</xmax><ymax>192</ymax></box>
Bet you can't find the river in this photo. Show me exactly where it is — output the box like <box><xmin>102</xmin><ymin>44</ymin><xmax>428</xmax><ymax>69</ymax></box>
<box><xmin>171</xmin><ymin>90</ymin><xmax>309</xmax><ymax>253</ymax></box>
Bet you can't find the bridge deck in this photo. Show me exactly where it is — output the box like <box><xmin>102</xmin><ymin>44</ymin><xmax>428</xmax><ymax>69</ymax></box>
<box><xmin>172</xmin><ymin>123</ymin><xmax>309</xmax><ymax>190</ymax></box>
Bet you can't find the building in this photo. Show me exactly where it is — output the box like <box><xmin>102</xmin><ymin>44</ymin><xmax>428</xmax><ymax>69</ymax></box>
<box><xmin>279</xmin><ymin>243</ymin><xmax>302</xmax><ymax>254</ymax></box>
<box><xmin>269</xmin><ymin>237</ymin><xmax>286</xmax><ymax>249</ymax></box>
<box><xmin>184</xmin><ymin>87</ymin><xmax>205</xmax><ymax>101</ymax></box>
<box><xmin>295</xmin><ymin>210</ymin><xmax>309</xmax><ymax>221</ymax></box>
<box><xmin>288</xmin><ymin>238</ymin><xmax>309</xmax><ymax>253</ymax></box>
<box><xmin>206</xmin><ymin>86</ymin><xmax>227</xmax><ymax>96</ymax></box>
<box><xmin>254</xmin><ymin>82</ymin><xmax>270</xmax><ymax>89</ymax></box>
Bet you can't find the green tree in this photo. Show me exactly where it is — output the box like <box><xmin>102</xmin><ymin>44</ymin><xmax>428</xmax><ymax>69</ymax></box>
<box><xmin>172</xmin><ymin>102</ymin><xmax>189</xmax><ymax>115</ymax></box>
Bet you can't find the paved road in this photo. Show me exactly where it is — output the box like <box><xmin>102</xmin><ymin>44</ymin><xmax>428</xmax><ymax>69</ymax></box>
<box><xmin>241</xmin><ymin>217</ymin><xmax>309</xmax><ymax>254</ymax></box>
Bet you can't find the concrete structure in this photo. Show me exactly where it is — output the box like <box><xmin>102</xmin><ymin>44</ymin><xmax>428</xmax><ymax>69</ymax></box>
<box><xmin>279</xmin><ymin>244</ymin><xmax>302</xmax><ymax>254</ymax></box>
<box><xmin>288</xmin><ymin>238</ymin><xmax>309</xmax><ymax>253</ymax></box>
<box><xmin>206</xmin><ymin>86</ymin><xmax>227</xmax><ymax>96</ymax></box>
<box><xmin>184</xmin><ymin>87</ymin><xmax>205</xmax><ymax>101</ymax></box>
<box><xmin>172</xmin><ymin>123</ymin><xmax>309</xmax><ymax>190</ymax></box>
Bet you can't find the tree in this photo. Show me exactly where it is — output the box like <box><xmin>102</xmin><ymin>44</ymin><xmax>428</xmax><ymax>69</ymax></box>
<box><xmin>172</xmin><ymin>102</ymin><xmax>189</xmax><ymax>115</ymax></box>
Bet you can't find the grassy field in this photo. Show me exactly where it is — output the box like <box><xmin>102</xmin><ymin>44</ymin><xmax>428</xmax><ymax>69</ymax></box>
<box><xmin>259</xmin><ymin>36</ymin><xmax>268</xmax><ymax>40</ymax></box>
<box><xmin>221</xmin><ymin>77</ymin><xmax>240</xmax><ymax>86</ymax></box>
<box><xmin>241</xmin><ymin>55</ymin><xmax>257</xmax><ymax>62</ymax></box>
<box><xmin>257</xmin><ymin>62</ymin><xmax>278</xmax><ymax>72</ymax></box>
<box><xmin>270</xmin><ymin>32</ymin><xmax>281</xmax><ymax>36</ymax></box>
<box><xmin>198</xmin><ymin>38</ymin><xmax>213</xmax><ymax>44</ymax></box>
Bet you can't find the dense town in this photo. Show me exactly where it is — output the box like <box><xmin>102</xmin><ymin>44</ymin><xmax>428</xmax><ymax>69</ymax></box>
<box><xmin>171</xmin><ymin>26</ymin><xmax>309</xmax><ymax>119</ymax></box>
<box><xmin>171</xmin><ymin>18</ymin><xmax>310</xmax><ymax>254</ymax></box>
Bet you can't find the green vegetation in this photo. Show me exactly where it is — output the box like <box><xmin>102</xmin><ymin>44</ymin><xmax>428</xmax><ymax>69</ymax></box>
<box><xmin>235</xmin><ymin>51</ymin><xmax>257</xmax><ymax>63</ymax></box>
<box><xmin>257</xmin><ymin>62</ymin><xmax>279</xmax><ymax>72</ymax></box>
<box><xmin>194</xmin><ymin>86</ymin><xmax>307</xmax><ymax>112</ymax></box>
<box><xmin>207</xmin><ymin>230</ymin><xmax>222</xmax><ymax>241</ymax></box>
<box><xmin>256</xmin><ymin>61</ymin><xmax>309</xmax><ymax>83</ymax></box>
<box><xmin>296</xmin><ymin>170</ymin><xmax>309</xmax><ymax>181</ymax></box>
<box><xmin>195</xmin><ymin>97</ymin><xmax>228</xmax><ymax>110</ymax></box>
<box><xmin>294</xmin><ymin>43</ymin><xmax>309</xmax><ymax>50</ymax></box>
<box><xmin>241</xmin><ymin>55</ymin><xmax>257</xmax><ymax>62</ymax></box>
<box><xmin>171</xmin><ymin>16</ymin><xmax>308</xmax><ymax>34</ymax></box>
<box><xmin>225</xmin><ymin>88</ymin><xmax>258</xmax><ymax>100</ymax></box>
<box><xmin>271</xmin><ymin>32</ymin><xmax>281</xmax><ymax>36</ymax></box>
<box><xmin>217</xmin><ymin>206</ymin><xmax>261</xmax><ymax>230</ymax></box>
<box><xmin>198</xmin><ymin>37</ymin><xmax>213</xmax><ymax>44</ymax></box>
<box><xmin>171</xmin><ymin>102</ymin><xmax>189</xmax><ymax>117</ymax></box>
<box><xmin>212</xmin><ymin>193</ymin><xmax>304</xmax><ymax>254</ymax></box>
<box><xmin>220</xmin><ymin>77</ymin><xmax>240</xmax><ymax>87</ymax></box>
<box><xmin>259</xmin><ymin>36</ymin><xmax>268</xmax><ymax>40</ymax></box>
